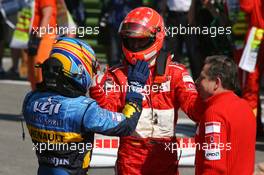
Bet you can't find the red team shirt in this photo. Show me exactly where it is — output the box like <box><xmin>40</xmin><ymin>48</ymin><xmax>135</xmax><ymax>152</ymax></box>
<box><xmin>195</xmin><ymin>91</ymin><xmax>256</xmax><ymax>175</ymax></box>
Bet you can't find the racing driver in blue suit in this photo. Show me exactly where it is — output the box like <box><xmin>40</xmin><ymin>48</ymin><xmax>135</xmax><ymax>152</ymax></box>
<box><xmin>22</xmin><ymin>37</ymin><xmax>150</xmax><ymax>175</ymax></box>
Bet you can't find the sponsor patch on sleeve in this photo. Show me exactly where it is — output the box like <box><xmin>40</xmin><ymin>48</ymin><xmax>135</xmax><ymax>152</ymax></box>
<box><xmin>205</xmin><ymin>134</ymin><xmax>221</xmax><ymax>150</ymax></box>
<box><xmin>205</xmin><ymin>122</ymin><xmax>221</xmax><ymax>134</ymax></box>
<box><xmin>205</xmin><ymin>149</ymin><xmax>221</xmax><ymax>160</ymax></box>
<box><xmin>182</xmin><ymin>73</ymin><xmax>196</xmax><ymax>91</ymax></box>
<box><xmin>160</xmin><ymin>80</ymin><xmax>171</xmax><ymax>92</ymax></box>
<box><xmin>205</xmin><ymin>134</ymin><xmax>220</xmax><ymax>144</ymax></box>
<box><xmin>182</xmin><ymin>74</ymin><xmax>194</xmax><ymax>83</ymax></box>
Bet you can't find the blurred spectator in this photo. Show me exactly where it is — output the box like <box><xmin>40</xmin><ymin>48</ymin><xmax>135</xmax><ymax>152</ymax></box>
<box><xmin>9</xmin><ymin>4</ymin><xmax>33</xmax><ymax>80</ymax></box>
<box><xmin>7</xmin><ymin>49</ymin><xmax>20</xmax><ymax>78</ymax></box>
<box><xmin>224</xmin><ymin>0</ymin><xmax>248</xmax><ymax>92</ymax></box>
<box><xmin>165</xmin><ymin>0</ymin><xmax>203</xmax><ymax>80</ymax></box>
<box><xmin>226</xmin><ymin>0</ymin><xmax>248</xmax><ymax>62</ymax></box>
<box><xmin>64</xmin><ymin>0</ymin><xmax>86</xmax><ymax>27</ymax></box>
<box><xmin>189</xmin><ymin>0</ymin><xmax>233</xmax><ymax>58</ymax></box>
<box><xmin>27</xmin><ymin>0</ymin><xmax>57</xmax><ymax>90</ymax></box>
<box><xmin>0</xmin><ymin>9</ymin><xmax>18</xmax><ymax>78</ymax></box>
<box><xmin>0</xmin><ymin>14</ymin><xmax>5</xmax><ymax>77</ymax></box>
<box><xmin>98</xmin><ymin>0</ymin><xmax>142</xmax><ymax>67</ymax></box>
<box><xmin>240</xmin><ymin>0</ymin><xmax>264</xmax><ymax>137</ymax></box>
<box><xmin>56</xmin><ymin>0</ymin><xmax>76</xmax><ymax>38</ymax></box>
<box><xmin>19</xmin><ymin>50</ymin><xmax>28</xmax><ymax>79</ymax></box>
<box><xmin>152</xmin><ymin>0</ymin><xmax>167</xmax><ymax>16</ymax></box>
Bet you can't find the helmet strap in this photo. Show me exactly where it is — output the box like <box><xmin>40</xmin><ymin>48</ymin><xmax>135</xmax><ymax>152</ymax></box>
<box><xmin>154</xmin><ymin>49</ymin><xmax>169</xmax><ymax>83</ymax></box>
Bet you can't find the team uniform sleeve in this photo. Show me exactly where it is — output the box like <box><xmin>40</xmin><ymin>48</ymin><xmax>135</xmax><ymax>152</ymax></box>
<box><xmin>82</xmin><ymin>99</ymin><xmax>142</xmax><ymax>136</ymax></box>
<box><xmin>174</xmin><ymin>66</ymin><xmax>204</xmax><ymax>122</ymax></box>
<box><xmin>89</xmin><ymin>70</ymin><xmax>123</xmax><ymax>112</ymax></box>
<box><xmin>200</xmin><ymin>109</ymin><xmax>228</xmax><ymax>175</ymax></box>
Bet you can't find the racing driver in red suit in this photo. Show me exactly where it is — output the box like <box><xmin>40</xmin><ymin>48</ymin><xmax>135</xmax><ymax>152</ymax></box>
<box><xmin>90</xmin><ymin>7</ymin><xmax>203</xmax><ymax>175</ymax></box>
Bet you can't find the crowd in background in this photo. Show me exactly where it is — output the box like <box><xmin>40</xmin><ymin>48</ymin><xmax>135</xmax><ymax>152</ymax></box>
<box><xmin>0</xmin><ymin>0</ymin><xmax>252</xmax><ymax>80</ymax></box>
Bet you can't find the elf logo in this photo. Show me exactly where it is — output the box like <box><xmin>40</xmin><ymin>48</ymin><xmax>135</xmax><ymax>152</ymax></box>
<box><xmin>33</xmin><ymin>97</ymin><xmax>61</xmax><ymax>115</ymax></box>
<box><xmin>205</xmin><ymin>149</ymin><xmax>221</xmax><ymax>160</ymax></box>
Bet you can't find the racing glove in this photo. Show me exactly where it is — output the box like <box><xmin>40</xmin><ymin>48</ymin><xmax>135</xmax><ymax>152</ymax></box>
<box><xmin>28</xmin><ymin>34</ymin><xmax>42</xmax><ymax>57</ymax></box>
<box><xmin>126</xmin><ymin>60</ymin><xmax>150</xmax><ymax>104</ymax></box>
<box><xmin>122</xmin><ymin>60</ymin><xmax>149</xmax><ymax>119</ymax></box>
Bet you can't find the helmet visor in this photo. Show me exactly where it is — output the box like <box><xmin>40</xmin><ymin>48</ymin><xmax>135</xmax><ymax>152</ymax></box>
<box><xmin>119</xmin><ymin>23</ymin><xmax>156</xmax><ymax>52</ymax></box>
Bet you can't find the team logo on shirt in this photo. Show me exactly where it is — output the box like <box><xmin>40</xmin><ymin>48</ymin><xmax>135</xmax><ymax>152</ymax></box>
<box><xmin>33</xmin><ymin>97</ymin><xmax>61</xmax><ymax>115</ymax></box>
<box><xmin>160</xmin><ymin>79</ymin><xmax>171</xmax><ymax>92</ymax></box>
<box><xmin>205</xmin><ymin>149</ymin><xmax>221</xmax><ymax>160</ymax></box>
<box><xmin>205</xmin><ymin>122</ymin><xmax>221</xmax><ymax>134</ymax></box>
<box><xmin>205</xmin><ymin>134</ymin><xmax>220</xmax><ymax>144</ymax></box>
<box><xmin>182</xmin><ymin>72</ymin><xmax>196</xmax><ymax>91</ymax></box>
<box><xmin>204</xmin><ymin>122</ymin><xmax>222</xmax><ymax>160</ymax></box>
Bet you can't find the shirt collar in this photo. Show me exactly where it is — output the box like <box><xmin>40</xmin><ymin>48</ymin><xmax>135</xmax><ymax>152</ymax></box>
<box><xmin>205</xmin><ymin>91</ymin><xmax>235</xmax><ymax>107</ymax></box>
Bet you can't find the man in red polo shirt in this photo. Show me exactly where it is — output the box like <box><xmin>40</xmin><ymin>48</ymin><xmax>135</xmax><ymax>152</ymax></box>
<box><xmin>195</xmin><ymin>55</ymin><xmax>256</xmax><ymax>175</ymax></box>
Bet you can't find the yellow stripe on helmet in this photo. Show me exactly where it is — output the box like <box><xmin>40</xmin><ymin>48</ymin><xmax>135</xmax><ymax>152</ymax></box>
<box><xmin>54</xmin><ymin>44</ymin><xmax>84</xmax><ymax>59</ymax></box>
<box><xmin>50</xmin><ymin>52</ymin><xmax>72</xmax><ymax>73</ymax></box>
<box><xmin>53</xmin><ymin>39</ymin><xmax>95</xmax><ymax>79</ymax></box>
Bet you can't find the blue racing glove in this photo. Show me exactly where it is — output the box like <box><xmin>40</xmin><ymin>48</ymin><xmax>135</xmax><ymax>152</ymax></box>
<box><xmin>126</xmin><ymin>60</ymin><xmax>150</xmax><ymax>103</ymax></box>
<box><xmin>122</xmin><ymin>60</ymin><xmax>149</xmax><ymax>120</ymax></box>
